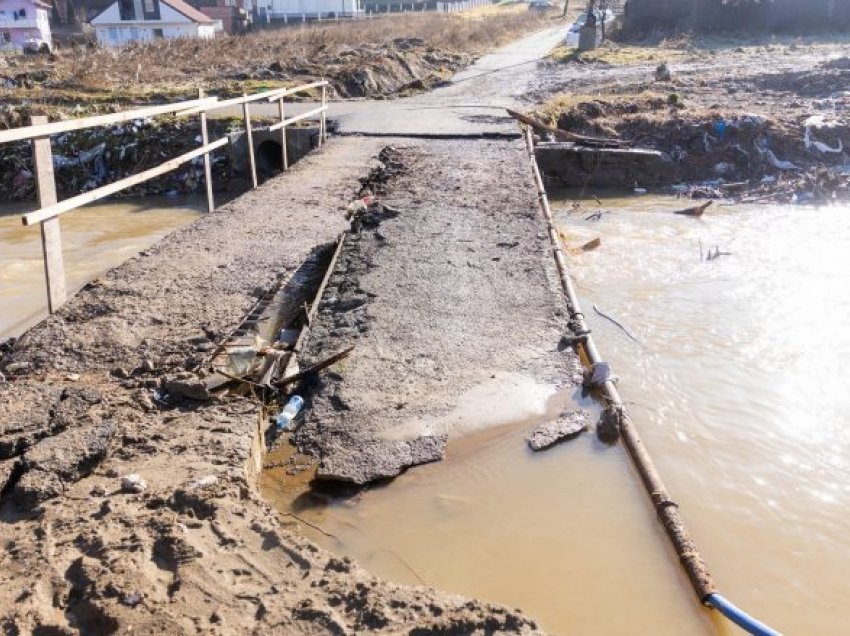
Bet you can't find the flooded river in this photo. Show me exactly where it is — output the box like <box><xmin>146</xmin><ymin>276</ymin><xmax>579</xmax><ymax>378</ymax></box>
<box><xmin>264</xmin><ymin>195</ymin><xmax>850</xmax><ymax>634</ymax></box>
<box><xmin>0</xmin><ymin>198</ymin><xmax>202</xmax><ymax>340</ymax></box>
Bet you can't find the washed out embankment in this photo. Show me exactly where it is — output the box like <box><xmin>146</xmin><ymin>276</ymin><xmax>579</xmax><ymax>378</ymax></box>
<box><xmin>287</xmin><ymin>139</ymin><xmax>583</xmax><ymax>485</ymax></box>
<box><xmin>0</xmin><ymin>138</ymin><xmax>538</xmax><ymax>634</ymax></box>
<box><xmin>532</xmin><ymin>45</ymin><xmax>850</xmax><ymax>203</ymax></box>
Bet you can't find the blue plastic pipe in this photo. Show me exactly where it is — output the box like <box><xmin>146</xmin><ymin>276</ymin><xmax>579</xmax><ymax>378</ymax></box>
<box><xmin>707</xmin><ymin>594</ymin><xmax>782</xmax><ymax>636</ymax></box>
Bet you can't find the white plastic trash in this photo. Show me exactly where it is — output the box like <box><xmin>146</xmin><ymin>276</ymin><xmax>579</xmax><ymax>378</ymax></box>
<box><xmin>275</xmin><ymin>395</ymin><xmax>304</xmax><ymax>430</ymax></box>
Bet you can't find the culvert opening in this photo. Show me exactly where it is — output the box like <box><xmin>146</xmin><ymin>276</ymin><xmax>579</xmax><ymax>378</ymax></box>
<box><xmin>256</xmin><ymin>140</ymin><xmax>284</xmax><ymax>179</ymax></box>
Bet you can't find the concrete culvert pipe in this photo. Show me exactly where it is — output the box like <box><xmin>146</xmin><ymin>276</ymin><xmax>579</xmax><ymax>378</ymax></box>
<box><xmin>256</xmin><ymin>140</ymin><xmax>284</xmax><ymax>179</ymax></box>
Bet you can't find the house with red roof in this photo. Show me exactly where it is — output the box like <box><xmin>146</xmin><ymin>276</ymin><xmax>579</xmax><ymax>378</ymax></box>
<box><xmin>90</xmin><ymin>0</ymin><xmax>216</xmax><ymax>46</ymax></box>
<box><xmin>0</xmin><ymin>0</ymin><xmax>52</xmax><ymax>51</ymax></box>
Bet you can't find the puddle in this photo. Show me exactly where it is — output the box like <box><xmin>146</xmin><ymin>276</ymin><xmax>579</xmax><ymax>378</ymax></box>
<box><xmin>0</xmin><ymin>197</ymin><xmax>203</xmax><ymax>340</ymax></box>
<box><xmin>263</xmin><ymin>193</ymin><xmax>850</xmax><ymax>635</ymax></box>
<box><xmin>382</xmin><ymin>373</ymin><xmax>576</xmax><ymax>441</ymax></box>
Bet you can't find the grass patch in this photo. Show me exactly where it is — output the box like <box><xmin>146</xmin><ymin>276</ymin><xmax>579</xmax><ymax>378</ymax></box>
<box><xmin>550</xmin><ymin>41</ymin><xmax>699</xmax><ymax>65</ymax></box>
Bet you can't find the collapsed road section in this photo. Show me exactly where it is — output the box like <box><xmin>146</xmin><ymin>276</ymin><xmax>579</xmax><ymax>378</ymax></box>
<box><xmin>0</xmin><ymin>138</ymin><xmax>541</xmax><ymax>634</ymax></box>
<box><xmin>292</xmin><ymin>140</ymin><xmax>582</xmax><ymax>485</ymax></box>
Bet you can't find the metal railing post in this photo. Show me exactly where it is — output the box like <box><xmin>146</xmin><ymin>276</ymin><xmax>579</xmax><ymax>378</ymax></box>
<box><xmin>278</xmin><ymin>97</ymin><xmax>289</xmax><ymax>171</ymax></box>
<box><xmin>320</xmin><ymin>80</ymin><xmax>327</xmax><ymax>145</ymax></box>
<box><xmin>30</xmin><ymin>115</ymin><xmax>67</xmax><ymax>314</ymax></box>
<box><xmin>242</xmin><ymin>93</ymin><xmax>258</xmax><ymax>188</ymax></box>
<box><xmin>198</xmin><ymin>88</ymin><xmax>215</xmax><ymax>212</ymax></box>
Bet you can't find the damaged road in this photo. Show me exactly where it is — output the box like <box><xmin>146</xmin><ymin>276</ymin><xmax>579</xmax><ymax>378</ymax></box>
<box><xmin>293</xmin><ymin>141</ymin><xmax>581</xmax><ymax>485</ymax></box>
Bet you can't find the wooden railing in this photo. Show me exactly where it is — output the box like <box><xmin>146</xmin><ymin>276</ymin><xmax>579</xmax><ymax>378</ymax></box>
<box><xmin>0</xmin><ymin>80</ymin><xmax>328</xmax><ymax>315</ymax></box>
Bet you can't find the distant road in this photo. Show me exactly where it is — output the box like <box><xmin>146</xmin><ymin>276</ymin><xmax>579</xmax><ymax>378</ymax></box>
<box><xmin>215</xmin><ymin>25</ymin><xmax>567</xmax><ymax>137</ymax></box>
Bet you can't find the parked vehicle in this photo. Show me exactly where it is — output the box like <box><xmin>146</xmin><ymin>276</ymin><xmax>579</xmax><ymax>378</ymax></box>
<box><xmin>22</xmin><ymin>37</ymin><xmax>51</xmax><ymax>54</ymax></box>
<box><xmin>565</xmin><ymin>8</ymin><xmax>615</xmax><ymax>46</ymax></box>
<box><xmin>528</xmin><ymin>0</ymin><xmax>557</xmax><ymax>10</ymax></box>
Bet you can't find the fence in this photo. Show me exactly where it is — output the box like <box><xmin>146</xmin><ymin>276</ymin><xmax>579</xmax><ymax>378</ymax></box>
<box><xmin>0</xmin><ymin>80</ymin><xmax>328</xmax><ymax>315</ymax></box>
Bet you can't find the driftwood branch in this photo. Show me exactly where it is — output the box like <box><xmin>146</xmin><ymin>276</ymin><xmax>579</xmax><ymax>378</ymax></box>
<box><xmin>282</xmin><ymin>512</ymin><xmax>339</xmax><ymax>541</ymax></box>
<box><xmin>274</xmin><ymin>346</ymin><xmax>355</xmax><ymax>388</ymax></box>
<box><xmin>506</xmin><ymin>109</ymin><xmax>629</xmax><ymax>148</ymax></box>
<box><xmin>592</xmin><ymin>305</ymin><xmax>642</xmax><ymax>345</ymax></box>
<box><xmin>674</xmin><ymin>201</ymin><xmax>712</xmax><ymax>217</ymax></box>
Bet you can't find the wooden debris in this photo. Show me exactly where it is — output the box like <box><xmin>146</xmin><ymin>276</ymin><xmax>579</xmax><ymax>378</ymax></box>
<box><xmin>581</xmin><ymin>238</ymin><xmax>602</xmax><ymax>252</ymax></box>
<box><xmin>274</xmin><ymin>346</ymin><xmax>355</xmax><ymax>388</ymax></box>
<box><xmin>593</xmin><ymin>304</ymin><xmax>642</xmax><ymax>345</ymax></box>
<box><xmin>506</xmin><ymin>109</ymin><xmax>629</xmax><ymax>148</ymax></box>
<box><xmin>673</xmin><ymin>200</ymin><xmax>713</xmax><ymax>217</ymax></box>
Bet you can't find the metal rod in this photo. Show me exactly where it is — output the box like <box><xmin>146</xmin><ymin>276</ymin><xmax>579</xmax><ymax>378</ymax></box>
<box><xmin>278</xmin><ymin>98</ymin><xmax>289</xmax><ymax>171</ymax></box>
<box><xmin>320</xmin><ymin>81</ymin><xmax>327</xmax><ymax>145</ymax></box>
<box><xmin>521</xmin><ymin>124</ymin><xmax>718</xmax><ymax>604</ymax></box>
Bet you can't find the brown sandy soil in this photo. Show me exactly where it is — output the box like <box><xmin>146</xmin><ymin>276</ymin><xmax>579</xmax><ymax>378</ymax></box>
<box><xmin>0</xmin><ymin>138</ymin><xmax>542</xmax><ymax>634</ymax></box>
<box><xmin>528</xmin><ymin>33</ymin><xmax>850</xmax><ymax>202</ymax></box>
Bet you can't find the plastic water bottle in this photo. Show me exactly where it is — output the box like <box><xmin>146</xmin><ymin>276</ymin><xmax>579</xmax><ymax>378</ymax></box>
<box><xmin>275</xmin><ymin>395</ymin><xmax>304</xmax><ymax>430</ymax></box>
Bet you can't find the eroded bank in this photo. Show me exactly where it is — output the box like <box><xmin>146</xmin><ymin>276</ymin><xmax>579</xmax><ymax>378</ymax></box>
<box><xmin>0</xmin><ymin>138</ymin><xmax>541</xmax><ymax>634</ymax></box>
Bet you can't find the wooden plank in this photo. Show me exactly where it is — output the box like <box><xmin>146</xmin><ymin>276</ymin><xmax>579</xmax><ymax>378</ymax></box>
<box><xmin>242</xmin><ymin>95</ymin><xmax>258</xmax><ymax>189</ymax></box>
<box><xmin>278</xmin><ymin>98</ymin><xmax>289</xmax><ymax>171</ymax></box>
<box><xmin>267</xmin><ymin>106</ymin><xmax>328</xmax><ymax>132</ymax></box>
<box><xmin>180</xmin><ymin>81</ymin><xmax>330</xmax><ymax>116</ymax></box>
<box><xmin>274</xmin><ymin>346</ymin><xmax>355</xmax><ymax>388</ymax></box>
<box><xmin>178</xmin><ymin>90</ymin><xmax>283</xmax><ymax>116</ymax></box>
<box><xmin>506</xmin><ymin>108</ymin><xmax>628</xmax><ymax>147</ymax></box>
<box><xmin>293</xmin><ymin>232</ymin><xmax>347</xmax><ymax>355</ymax></box>
<box><xmin>198</xmin><ymin>89</ymin><xmax>215</xmax><ymax>213</ymax></box>
<box><xmin>263</xmin><ymin>80</ymin><xmax>329</xmax><ymax>102</ymax></box>
<box><xmin>30</xmin><ymin>116</ymin><xmax>67</xmax><ymax>313</ymax></box>
<box><xmin>0</xmin><ymin>97</ymin><xmax>218</xmax><ymax>145</ymax></box>
<box><xmin>22</xmin><ymin>137</ymin><xmax>229</xmax><ymax>226</ymax></box>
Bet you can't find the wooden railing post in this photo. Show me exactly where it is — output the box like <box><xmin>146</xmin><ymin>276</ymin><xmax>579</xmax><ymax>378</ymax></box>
<box><xmin>320</xmin><ymin>80</ymin><xmax>327</xmax><ymax>145</ymax></box>
<box><xmin>198</xmin><ymin>88</ymin><xmax>215</xmax><ymax>213</ymax></box>
<box><xmin>277</xmin><ymin>97</ymin><xmax>289</xmax><ymax>171</ymax></box>
<box><xmin>31</xmin><ymin>115</ymin><xmax>67</xmax><ymax>314</ymax></box>
<box><xmin>242</xmin><ymin>93</ymin><xmax>258</xmax><ymax>188</ymax></box>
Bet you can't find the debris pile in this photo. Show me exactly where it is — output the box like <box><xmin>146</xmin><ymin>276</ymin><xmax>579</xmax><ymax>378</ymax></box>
<box><xmin>0</xmin><ymin>113</ymin><xmax>237</xmax><ymax>202</ymax></box>
<box><xmin>537</xmin><ymin>94</ymin><xmax>850</xmax><ymax>204</ymax></box>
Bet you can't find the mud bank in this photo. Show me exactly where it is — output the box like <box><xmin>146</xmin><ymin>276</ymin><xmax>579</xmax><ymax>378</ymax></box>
<box><xmin>289</xmin><ymin>139</ymin><xmax>582</xmax><ymax>485</ymax></box>
<box><xmin>0</xmin><ymin>138</ymin><xmax>539</xmax><ymax>634</ymax></box>
<box><xmin>534</xmin><ymin>52</ymin><xmax>850</xmax><ymax>202</ymax></box>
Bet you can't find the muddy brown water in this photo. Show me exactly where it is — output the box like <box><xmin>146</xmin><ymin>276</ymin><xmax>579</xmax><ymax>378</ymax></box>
<box><xmin>264</xmin><ymin>193</ymin><xmax>850</xmax><ymax>635</ymax></box>
<box><xmin>0</xmin><ymin>198</ymin><xmax>202</xmax><ymax>340</ymax></box>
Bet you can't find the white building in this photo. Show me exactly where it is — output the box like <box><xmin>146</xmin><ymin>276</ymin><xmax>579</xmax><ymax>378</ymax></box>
<box><xmin>90</xmin><ymin>0</ymin><xmax>216</xmax><ymax>47</ymax></box>
<box><xmin>0</xmin><ymin>0</ymin><xmax>52</xmax><ymax>52</ymax></box>
<box><xmin>265</xmin><ymin>0</ymin><xmax>363</xmax><ymax>20</ymax></box>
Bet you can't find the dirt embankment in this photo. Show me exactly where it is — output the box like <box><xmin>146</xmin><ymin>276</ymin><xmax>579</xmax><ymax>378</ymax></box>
<box><xmin>0</xmin><ymin>138</ymin><xmax>542</xmax><ymax>635</ymax></box>
<box><xmin>0</xmin><ymin>8</ymin><xmax>550</xmax><ymax>109</ymax></box>
<box><xmin>534</xmin><ymin>40</ymin><xmax>850</xmax><ymax>202</ymax></box>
